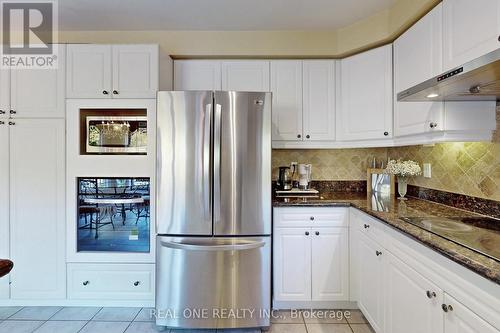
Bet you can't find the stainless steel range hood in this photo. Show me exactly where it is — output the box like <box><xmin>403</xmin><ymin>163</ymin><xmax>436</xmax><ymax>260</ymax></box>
<box><xmin>397</xmin><ymin>48</ymin><xmax>500</xmax><ymax>102</ymax></box>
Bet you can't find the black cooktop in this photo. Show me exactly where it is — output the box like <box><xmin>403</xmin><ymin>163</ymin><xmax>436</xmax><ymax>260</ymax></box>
<box><xmin>401</xmin><ymin>216</ymin><xmax>500</xmax><ymax>262</ymax></box>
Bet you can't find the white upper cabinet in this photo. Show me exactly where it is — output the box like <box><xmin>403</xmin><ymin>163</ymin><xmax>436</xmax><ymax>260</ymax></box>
<box><xmin>67</xmin><ymin>45</ymin><xmax>112</xmax><ymax>98</ymax></box>
<box><xmin>174</xmin><ymin>60</ymin><xmax>222</xmax><ymax>91</ymax></box>
<box><xmin>112</xmin><ymin>45</ymin><xmax>158</xmax><ymax>98</ymax></box>
<box><xmin>10</xmin><ymin>45</ymin><xmax>66</xmax><ymax>118</ymax></box>
<box><xmin>443</xmin><ymin>293</ymin><xmax>499</xmax><ymax>333</ymax></box>
<box><xmin>385</xmin><ymin>252</ymin><xmax>444</xmax><ymax>333</ymax></box>
<box><xmin>9</xmin><ymin>119</ymin><xmax>65</xmax><ymax>299</ymax></box>
<box><xmin>67</xmin><ymin>44</ymin><xmax>158</xmax><ymax>98</ymax></box>
<box><xmin>311</xmin><ymin>227</ymin><xmax>348</xmax><ymax>301</ymax></box>
<box><xmin>221</xmin><ymin>60</ymin><xmax>270</xmax><ymax>92</ymax></box>
<box><xmin>303</xmin><ymin>60</ymin><xmax>336</xmax><ymax>141</ymax></box>
<box><xmin>273</xmin><ymin>227</ymin><xmax>311</xmax><ymax>302</ymax></box>
<box><xmin>270</xmin><ymin>60</ymin><xmax>303</xmax><ymax>141</ymax></box>
<box><xmin>443</xmin><ymin>0</ymin><xmax>500</xmax><ymax>71</ymax></box>
<box><xmin>0</xmin><ymin>124</ymin><xmax>9</xmax><ymax>299</ymax></box>
<box><xmin>337</xmin><ymin>45</ymin><xmax>393</xmax><ymax>141</ymax></box>
<box><xmin>0</xmin><ymin>68</ymin><xmax>9</xmax><ymax>118</ymax></box>
<box><xmin>394</xmin><ymin>4</ymin><xmax>444</xmax><ymax>137</ymax></box>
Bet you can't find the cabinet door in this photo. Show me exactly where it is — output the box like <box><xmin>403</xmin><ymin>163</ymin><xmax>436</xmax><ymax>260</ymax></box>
<box><xmin>270</xmin><ymin>60</ymin><xmax>303</xmax><ymax>141</ymax></box>
<box><xmin>385</xmin><ymin>252</ymin><xmax>443</xmax><ymax>333</ymax></box>
<box><xmin>66</xmin><ymin>44</ymin><xmax>112</xmax><ymax>98</ymax></box>
<box><xmin>311</xmin><ymin>227</ymin><xmax>348</xmax><ymax>301</ymax></box>
<box><xmin>443</xmin><ymin>294</ymin><xmax>499</xmax><ymax>333</ymax></box>
<box><xmin>394</xmin><ymin>4</ymin><xmax>444</xmax><ymax>136</ymax></box>
<box><xmin>273</xmin><ymin>227</ymin><xmax>311</xmax><ymax>301</ymax></box>
<box><xmin>112</xmin><ymin>45</ymin><xmax>158</xmax><ymax>98</ymax></box>
<box><xmin>9</xmin><ymin>119</ymin><xmax>65</xmax><ymax>299</ymax></box>
<box><xmin>174</xmin><ymin>60</ymin><xmax>222</xmax><ymax>91</ymax></box>
<box><xmin>221</xmin><ymin>61</ymin><xmax>270</xmax><ymax>92</ymax></box>
<box><xmin>358</xmin><ymin>233</ymin><xmax>384</xmax><ymax>332</ymax></box>
<box><xmin>338</xmin><ymin>45</ymin><xmax>392</xmax><ymax>141</ymax></box>
<box><xmin>0</xmin><ymin>68</ymin><xmax>9</xmax><ymax>118</ymax></box>
<box><xmin>443</xmin><ymin>0</ymin><xmax>500</xmax><ymax>71</ymax></box>
<box><xmin>10</xmin><ymin>45</ymin><xmax>65</xmax><ymax>118</ymax></box>
<box><xmin>0</xmin><ymin>124</ymin><xmax>9</xmax><ymax>299</ymax></box>
<box><xmin>302</xmin><ymin>60</ymin><xmax>335</xmax><ymax>141</ymax></box>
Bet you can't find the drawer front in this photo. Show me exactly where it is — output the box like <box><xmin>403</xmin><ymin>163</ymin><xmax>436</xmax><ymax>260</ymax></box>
<box><xmin>68</xmin><ymin>263</ymin><xmax>154</xmax><ymax>300</ymax></box>
<box><xmin>351</xmin><ymin>208</ymin><xmax>386</xmax><ymax>247</ymax></box>
<box><xmin>274</xmin><ymin>207</ymin><xmax>348</xmax><ymax>227</ymax></box>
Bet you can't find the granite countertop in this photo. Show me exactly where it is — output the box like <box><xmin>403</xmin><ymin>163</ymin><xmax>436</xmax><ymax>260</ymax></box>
<box><xmin>273</xmin><ymin>192</ymin><xmax>500</xmax><ymax>285</ymax></box>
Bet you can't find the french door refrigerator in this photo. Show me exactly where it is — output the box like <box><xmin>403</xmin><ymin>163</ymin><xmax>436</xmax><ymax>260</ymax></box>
<box><xmin>156</xmin><ymin>91</ymin><xmax>272</xmax><ymax>329</ymax></box>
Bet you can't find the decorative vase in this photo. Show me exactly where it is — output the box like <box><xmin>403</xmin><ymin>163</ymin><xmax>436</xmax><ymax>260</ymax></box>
<box><xmin>397</xmin><ymin>176</ymin><xmax>408</xmax><ymax>200</ymax></box>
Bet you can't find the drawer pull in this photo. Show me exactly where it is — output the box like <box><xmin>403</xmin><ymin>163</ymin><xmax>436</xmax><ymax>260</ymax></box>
<box><xmin>315</xmin><ymin>231</ymin><xmax>320</xmax><ymax>236</ymax></box>
<box><xmin>134</xmin><ymin>281</ymin><xmax>140</xmax><ymax>286</ymax></box>
<box><xmin>364</xmin><ymin>224</ymin><xmax>370</xmax><ymax>229</ymax></box>
<box><xmin>442</xmin><ymin>304</ymin><xmax>453</xmax><ymax>312</ymax></box>
<box><xmin>82</xmin><ymin>280</ymin><xmax>89</xmax><ymax>286</ymax></box>
<box><xmin>310</xmin><ymin>216</ymin><xmax>315</xmax><ymax>221</ymax></box>
<box><xmin>426</xmin><ymin>290</ymin><xmax>436</xmax><ymax>299</ymax></box>
<box><xmin>375</xmin><ymin>250</ymin><xmax>382</xmax><ymax>256</ymax></box>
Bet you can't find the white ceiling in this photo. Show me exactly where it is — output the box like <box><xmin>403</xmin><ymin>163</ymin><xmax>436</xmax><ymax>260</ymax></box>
<box><xmin>59</xmin><ymin>0</ymin><xmax>397</xmax><ymax>31</ymax></box>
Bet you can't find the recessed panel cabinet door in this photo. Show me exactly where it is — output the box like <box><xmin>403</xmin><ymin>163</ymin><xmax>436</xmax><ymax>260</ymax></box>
<box><xmin>394</xmin><ymin>4</ymin><xmax>444</xmax><ymax>136</ymax></box>
<box><xmin>112</xmin><ymin>45</ymin><xmax>158</xmax><ymax>98</ymax></box>
<box><xmin>443</xmin><ymin>0</ymin><xmax>500</xmax><ymax>71</ymax></box>
<box><xmin>9</xmin><ymin>119</ymin><xmax>65</xmax><ymax>299</ymax></box>
<box><xmin>0</xmin><ymin>68</ymin><xmax>9</xmax><ymax>118</ymax></box>
<box><xmin>270</xmin><ymin>60</ymin><xmax>303</xmax><ymax>141</ymax></box>
<box><xmin>302</xmin><ymin>60</ymin><xmax>336</xmax><ymax>141</ymax></box>
<box><xmin>357</xmin><ymin>233</ymin><xmax>384</xmax><ymax>332</ymax></box>
<box><xmin>443</xmin><ymin>294</ymin><xmax>499</xmax><ymax>333</ymax></box>
<box><xmin>221</xmin><ymin>61</ymin><xmax>270</xmax><ymax>92</ymax></box>
<box><xmin>67</xmin><ymin>44</ymin><xmax>112</xmax><ymax>98</ymax></box>
<box><xmin>337</xmin><ymin>45</ymin><xmax>392</xmax><ymax>141</ymax></box>
<box><xmin>10</xmin><ymin>45</ymin><xmax>65</xmax><ymax>118</ymax></box>
<box><xmin>0</xmin><ymin>124</ymin><xmax>9</xmax><ymax>299</ymax></box>
<box><xmin>311</xmin><ymin>227</ymin><xmax>348</xmax><ymax>301</ymax></box>
<box><xmin>174</xmin><ymin>60</ymin><xmax>222</xmax><ymax>91</ymax></box>
<box><xmin>273</xmin><ymin>228</ymin><xmax>311</xmax><ymax>301</ymax></box>
<box><xmin>385</xmin><ymin>252</ymin><xmax>443</xmax><ymax>333</ymax></box>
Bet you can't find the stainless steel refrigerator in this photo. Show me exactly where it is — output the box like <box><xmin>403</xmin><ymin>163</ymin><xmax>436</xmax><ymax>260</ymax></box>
<box><xmin>156</xmin><ymin>91</ymin><xmax>272</xmax><ymax>329</ymax></box>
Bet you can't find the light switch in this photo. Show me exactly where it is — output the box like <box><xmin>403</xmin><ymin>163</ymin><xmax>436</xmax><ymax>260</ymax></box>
<box><xmin>423</xmin><ymin>163</ymin><xmax>431</xmax><ymax>178</ymax></box>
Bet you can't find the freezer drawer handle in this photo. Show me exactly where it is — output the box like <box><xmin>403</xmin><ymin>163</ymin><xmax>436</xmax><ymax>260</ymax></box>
<box><xmin>160</xmin><ymin>240</ymin><xmax>266</xmax><ymax>251</ymax></box>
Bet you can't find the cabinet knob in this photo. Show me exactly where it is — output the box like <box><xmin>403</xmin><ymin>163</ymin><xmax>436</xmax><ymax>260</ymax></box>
<box><xmin>113</xmin><ymin>90</ymin><xmax>119</xmax><ymax>95</ymax></box>
<box><xmin>297</xmin><ymin>134</ymin><xmax>301</xmax><ymax>139</ymax></box>
<box><xmin>363</xmin><ymin>224</ymin><xmax>370</xmax><ymax>229</ymax></box>
<box><xmin>315</xmin><ymin>231</ymin><xmax>320</xmax><ymax>236</ymax></box>
<box><xmin>82</xmin><ymin>280</ymin><xmax>89</xmax><ymax>286</ymax></box>
<box><xmin>8</xmin><ymin>121</ymin><xmax>15</xmax><ymax>126</ymax></box>
<box><xmin>384</xmin><ymin>131</ymin><xmax>389</xmax><ymax>136</ymax></box>
<box><xmin>375</xmin><ymin>250</ymin><xmax>382</xmax><ymax>256</ymax></box>
<box><xmin>102</xmin><ymin>90</ymin><xmax>109</xmax><ymax>95</ymax></box>
<box><xmin>429</xmin><ymin>122</ymin><xmax>438</xmax><ymax>128</ymax></box>
<box><xmin>9</xmin><ymin>110</ymin><xmax>16</xmax><ymax>115</ymax></box>
<box><xmin>305</xmin><ymin>231</ymin><xmax>309</xmax><ymax>236</ymax></box>
<box><xmin>310</xmin><ymin>216</ymin><xmax>315</xmax><ymax>221</ymax></box>
<box><xmin>426</xmin><ymin>290</ymin><xmax>436</xmax><ymax>299</ymax></box>
<box><xmin>133</xmin><ymin>281</ymin><xmax>140</xmax><ymax>286</ymax></box>
<box><xmin>442</xmin><ymin>304</ymin><xmax>453</xmax><ymax>312</ymax></box>
<box><xmin>306</xmin><ymin>134</ymin><xmax>310</xmax><ymax>139</ymax></box>
<box><xmin>0</xmin><ymin>121</ymin><xmax>4</xmax><ymax>125</ymax></box>
<box><xmin>498</xmin><ymin>35</ymin><xmax>500</xmax><ymax>42</ymax></box>
<box><xmin>0</xmin><ymin>110</ymin><xmax>5</xmax><ymax>114</ymax></box>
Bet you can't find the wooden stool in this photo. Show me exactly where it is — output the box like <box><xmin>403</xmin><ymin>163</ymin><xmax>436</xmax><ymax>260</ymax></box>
<box><xmin>0</xmin><ymin>259</ymin><xmax>13</xmax><ymax>278</ymax></box>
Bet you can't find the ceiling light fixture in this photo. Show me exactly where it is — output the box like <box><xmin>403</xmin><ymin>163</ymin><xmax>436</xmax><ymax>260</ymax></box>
<box><xmin>426</xmin><ymin>93</ymin><xmax>439</xmax><ymax>98</ymax></box>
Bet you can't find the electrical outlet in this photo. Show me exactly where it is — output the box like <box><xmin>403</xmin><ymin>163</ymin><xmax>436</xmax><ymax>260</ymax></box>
<box><xmin>423</xmin><ymin>163</ymin><xmax>432</xmax><ymax>178</ymax></box>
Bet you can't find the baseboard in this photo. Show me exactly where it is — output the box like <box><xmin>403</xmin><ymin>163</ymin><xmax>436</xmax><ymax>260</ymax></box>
<box><xmin>0</xmin><ymin>299</ymin><xmax>155</xmax><ymax>307</ymax></box>
<box><xmin>272</xmin><ymin>300</ymin><xmax>358</xmax><ymax>310</ymax></box>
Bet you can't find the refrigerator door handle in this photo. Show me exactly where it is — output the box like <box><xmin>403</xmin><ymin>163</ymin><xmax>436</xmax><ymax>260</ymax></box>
<box><xmin>203</xmin><ymin>103</ymin><xmax>212</xmax><ymax>219</ymax></box>
<box><xmin>159</xmin><ymin>240</ymin><xmax>266</xmax><ymax>251</ymax></box>
<box><xmin>213</xmin><ymin>102</ymin><xmax>222</xmax><ymax>227</ymax></box>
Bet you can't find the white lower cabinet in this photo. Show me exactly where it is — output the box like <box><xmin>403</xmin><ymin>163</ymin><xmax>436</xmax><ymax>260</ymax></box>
<box><xmin>273</xmin><ymin>208</ymin><xmax>349</xmax><ymax>306</ymax></box>
<box><xmin>443</xmin><ymin>294</ymin><xmax>499</xmax><ymax>333</ymax></box>
<box><xmin>0</xmin><ymin>123</ymin><xmax>9</xmax><ymax>299</ymax></box>
<box><xmin>385</xmin><ymin>252</ymin><xmax>443</xmax><ymax>333</ymax></box>
<box><xmin>68</xmin><ymin>263</ymin><xmax>155</xmax><ymax>301</ymax></box>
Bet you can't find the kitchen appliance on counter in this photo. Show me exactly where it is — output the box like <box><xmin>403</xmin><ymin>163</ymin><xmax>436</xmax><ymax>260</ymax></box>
<box><xmin>298</xmin><ymin>163</ymin><xmax>312</xmax><ymax>189</ymax></box>
<box><xmin>156</xmin><ymin>91</ymin><xmax>271</xmax><ymax>329</ymax></box>
<box><xmin>277</xmin><ymin>166</ymin><xmax>292</xmax><ymax>190</ymax></box>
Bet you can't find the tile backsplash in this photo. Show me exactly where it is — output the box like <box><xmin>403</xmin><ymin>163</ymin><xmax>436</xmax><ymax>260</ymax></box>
<box><xmin>272</xmin><ymin>106</ymin><xmax>500</xmax><ymax>202</ymax></box>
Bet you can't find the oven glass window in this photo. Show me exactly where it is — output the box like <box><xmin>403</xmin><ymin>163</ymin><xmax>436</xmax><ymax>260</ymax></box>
<box><xmin>77</xmin><ymin>177</ymin><xmax>150</xmax><ymax>252</ymax></box>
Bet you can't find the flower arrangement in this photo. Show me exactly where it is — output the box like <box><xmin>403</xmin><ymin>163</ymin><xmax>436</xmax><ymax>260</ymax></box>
<box><xmin>385</xmin><ymin>159</ymin><xmax>422</xmax><ymax>178</ymax></box>
<box><xmin>385</xmin><ymin>159</ymin><xmax>421</xmax><ymax>200</ymax></box>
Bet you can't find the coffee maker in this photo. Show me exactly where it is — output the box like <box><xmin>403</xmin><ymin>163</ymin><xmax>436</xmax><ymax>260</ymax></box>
<box><xmin>298</xmin><ymin>164</ymin><xmax>312</xmax><ymax>190</ymax></box>
<box><xmin>277</xmin><ymin>166</ymin><xmax>293</xmax><ymax>190</ymax></box>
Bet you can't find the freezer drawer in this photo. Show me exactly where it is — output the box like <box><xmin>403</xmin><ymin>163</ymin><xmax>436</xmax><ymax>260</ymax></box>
<box><xmin>156</xmin><ymin>236</ymin><xmax>271</xmax><ymax>329</ymax></box>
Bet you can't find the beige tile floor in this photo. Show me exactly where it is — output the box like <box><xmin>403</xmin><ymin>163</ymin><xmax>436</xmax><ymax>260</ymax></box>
<box><xmin>0</xmin><ymin>307</ymin><xmax>374</xmax><ymax>333</ymax></box>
